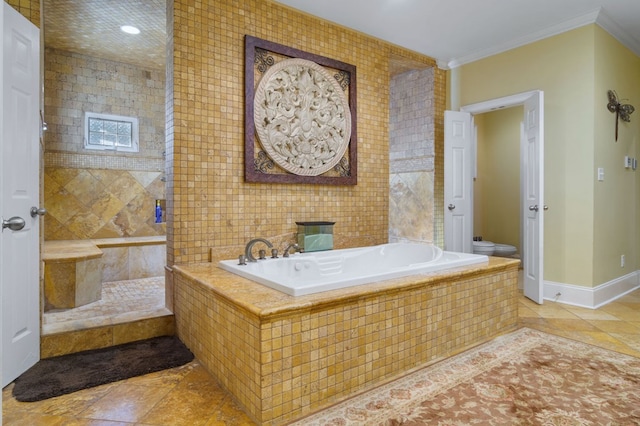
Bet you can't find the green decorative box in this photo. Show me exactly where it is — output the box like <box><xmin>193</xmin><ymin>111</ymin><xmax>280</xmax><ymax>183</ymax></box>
<box><xmin>296</xmin><ymin>221</ymin><xmax>335</xmax><ymax>252</ymax></box>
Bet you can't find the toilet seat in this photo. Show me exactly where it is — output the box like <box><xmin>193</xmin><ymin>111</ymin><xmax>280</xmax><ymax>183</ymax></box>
<box><xmin>472</xmin><ymin>241</ymin><xmax>495</xmax><ymax>255</ymax></box>
<box><xmin>493</xmin><ymin>243</ymin><xmax>517</xmax><ymax>257</ymax></box>
<box><xmin>472</xmin><ymin>241</ymin><xmax>494</xmax><ymax>247</ymax></box>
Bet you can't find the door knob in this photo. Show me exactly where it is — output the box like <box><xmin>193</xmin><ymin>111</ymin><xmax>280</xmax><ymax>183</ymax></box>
<box><xmin>30</xmin><ymin>207</ymin><xmax>47</xmax><ymax>217</ymax></box>
<box><xmin>448</xmin><ymin>204</ymin><xmax>456</xmax><ymax>211</ymax></box>
<box><xmin>2</xmin><ymin>216</ymin><xmax>26</xmax><ymax>231</ymax></box>
<box><xmin>528</xmin><ymin>205</ymin><xmax>539</xmax><ymax>212</ymax></box>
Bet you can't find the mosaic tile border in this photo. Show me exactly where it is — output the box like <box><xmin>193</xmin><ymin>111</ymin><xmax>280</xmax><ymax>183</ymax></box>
<box><xmin>45</xmin><ymin>152</ymin><xmax>164</xmax><ymax>172</ymax></box>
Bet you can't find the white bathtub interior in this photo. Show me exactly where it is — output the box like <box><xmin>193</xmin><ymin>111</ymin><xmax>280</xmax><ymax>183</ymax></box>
<box><xmin>219</xmin><ymin>243</ymin><xmax>488</xmax><ymax>296</ymax></box>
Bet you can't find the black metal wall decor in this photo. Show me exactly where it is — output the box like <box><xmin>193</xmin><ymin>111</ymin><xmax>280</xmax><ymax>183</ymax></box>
<box><xmin>245</xmin><ymin>35</ymin><xmax>357</xmax><ymax>185</ymax></box>
<box><xmin>607</xmin><ymin>90</ymin><xmax>635</xmax><ymax>141</ymax></box>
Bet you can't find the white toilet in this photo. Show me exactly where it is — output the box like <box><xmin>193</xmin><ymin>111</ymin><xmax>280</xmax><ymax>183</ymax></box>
<box><xmin>493</xmin><ymin>243</ymin><xmax>517</xmax><ymax>257</ymax></box>
<box><xmin>472</xmin><ymin>241</ymin><xmax>495</xmax><ymax>256</ymax></box>
<box><xmin>472</xmin><ymin>241</ymin><xmax>517</xmax><ymax>257</ymax></box>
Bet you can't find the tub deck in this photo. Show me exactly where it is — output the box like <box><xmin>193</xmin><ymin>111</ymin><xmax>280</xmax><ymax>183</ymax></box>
<box><xmin>173</xmin><ymin>256</ymin><xmax>520</xmax><ymax>425</ymax></box>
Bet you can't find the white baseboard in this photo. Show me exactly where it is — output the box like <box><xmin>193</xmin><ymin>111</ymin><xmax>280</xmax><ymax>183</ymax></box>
<box><xmin>543</xmin><ymin>271</ymin><xmax>640</xmax><ymax>309</ymax></box>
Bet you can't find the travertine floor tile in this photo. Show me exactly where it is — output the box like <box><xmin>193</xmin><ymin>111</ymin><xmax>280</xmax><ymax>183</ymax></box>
<box><xmin>78</xmin><ymin>382</ymin><xmax>171</xmax><ymax>423</ymax></box>
<box><xmin>4</xmin><ymin>288</ymin><xmax>640</xmax><ymax>426</ymax></box>
<box><xmin>587</xmin><ymin>319</ymin><xmax>640</xmax><ymax>334</ymax></box>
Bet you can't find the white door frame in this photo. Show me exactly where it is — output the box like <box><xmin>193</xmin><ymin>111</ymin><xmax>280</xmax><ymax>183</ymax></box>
<box><xmin>460</xmin><ymin>90</ymin><xmax>544</xmax><ymax>303</ymax></box>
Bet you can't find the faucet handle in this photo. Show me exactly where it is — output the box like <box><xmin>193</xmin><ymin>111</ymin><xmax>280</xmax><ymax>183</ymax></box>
<box><xmin>283</xmin><ymin>243</ymin><xmax>300</xmax><ymax>257</ymax></box>
<box><xmin>271</xmin><ymin>248</ymin><xmax>279</xmax><ymax>258</ymax></box>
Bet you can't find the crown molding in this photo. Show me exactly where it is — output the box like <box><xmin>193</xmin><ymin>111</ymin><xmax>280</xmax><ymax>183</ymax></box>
<box><xmin>596</xmin><ymin>8</ymin><xmax>640</xmax><ymax>57</ymax></box>
<box><xmin>445</xmin><ymin>8</ymin><xmax>606</xmax><ymax>69</ymax></box>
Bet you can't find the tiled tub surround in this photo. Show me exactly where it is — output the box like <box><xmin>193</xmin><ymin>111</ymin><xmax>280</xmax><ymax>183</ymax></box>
<box><xmin>43</xmin><ymin>237</ymin><xmax>166</xmax><ymax>311</ymax></box>
<box><xmin>174</xmin><ymin>257</ymin><xmax>519</xmax><ymax>425</ymax></box>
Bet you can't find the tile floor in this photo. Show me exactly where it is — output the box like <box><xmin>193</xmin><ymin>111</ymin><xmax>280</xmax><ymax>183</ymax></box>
<box><xmin>42</xmin><ymin>277</ymin><xmax>170</xmax><ymax>335</ymax></box>
<box><xmin>3</xmin><ymin>287</ymin><xmax>640</xmax><ymax>425</ymax></box>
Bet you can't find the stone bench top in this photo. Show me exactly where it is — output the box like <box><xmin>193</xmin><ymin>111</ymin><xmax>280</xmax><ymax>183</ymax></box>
<box><xmin>43</xmin><ymin>240</ymin><xmax>103</xmax><ymax>262</ymax></box>
<box><xmin>92</xmin><ymin>236</ymin><xmax>166</xmax><ymax>248</ymax></box>
<box><xmin>43</xmin><ymin>236</ymin><xmax>166</xmax><ymax>262</ymax></box>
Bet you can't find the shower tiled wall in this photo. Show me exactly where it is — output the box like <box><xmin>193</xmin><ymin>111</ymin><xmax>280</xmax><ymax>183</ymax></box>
<box><xmin>389</xmin><ymin>68</ymin><xmax>436</xmax><ymax>244</ymax></box>
<box><xmin>43</xmin><ymin>48</ymin><xmax>166</xmax><ymax>240</ymax></box>
<box><xmin>44</xmin><ymin>168</ymin><xmax>165</xmax><ymax>239</ymax></box>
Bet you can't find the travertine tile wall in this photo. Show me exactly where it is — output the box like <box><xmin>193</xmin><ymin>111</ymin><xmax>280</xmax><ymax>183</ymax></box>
<box><xmin>44</xmin><ymin>48</ymin><xmax>166</xmax><ymax>158</ymax></box>
<box><xmin>6</xmin><ymin>0</ymin><xmax>39</xmax><ymax>27</ymax></box>
<box><xmin>43</xmin><ymin>48</ymin><xmax>166</xmax><ymax>239</ymax></box>
<box><xmin>43</xmin><ymin>168</ymin><xmax>166</xmax><ymax>239</ymax></box>
<box><xmin>16</xmin><ymin>0</ymin><xmax>448</xmax><ymax>256</ymax></box>
<box><xmin>433</xmin><ymin>72</ymin><xmax>446</xmax><ymax>248</ymax></box>
<box><xmin>168</xmin><ymin>0</ymin><xmax>446</xmax><ymax>266</ymax></box>
<box><xmin>389</xmin><ymin>68</ymin><xmax>435</xmax><ymax>244</ymax></box>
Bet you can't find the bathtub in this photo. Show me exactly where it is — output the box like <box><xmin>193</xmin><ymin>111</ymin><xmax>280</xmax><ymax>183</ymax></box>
<box><xmin>219</xmin><ymin>242</ymin><xmax>488</xmax><ymax>296</ymax></box>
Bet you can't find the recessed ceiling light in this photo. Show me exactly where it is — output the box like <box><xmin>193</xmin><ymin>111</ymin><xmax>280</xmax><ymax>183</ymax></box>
<box><xmin>120</xmin><ymin>25</ymin><xmax>140</xmax><ymax>35</ymax></box>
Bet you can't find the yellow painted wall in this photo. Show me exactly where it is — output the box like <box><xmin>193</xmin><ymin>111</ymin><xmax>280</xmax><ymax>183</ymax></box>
<box><xmin>168</xmin><ymin>0</ymin><xmax>446</xmax><ymax>265</ymax></box>
<box><xmin>456</xmin><ymin>25</ymin><xmax>640</xmax><ymax>287</ymax></box>
<box><xmin>474</xmin><ymin>107</ymin><xmax>522</xmax><ymax>251</ymax></box>
<box><xmin>593</xmin><ymin>26</ymin><xmax>640</xmax><ymax>284</ymax></box>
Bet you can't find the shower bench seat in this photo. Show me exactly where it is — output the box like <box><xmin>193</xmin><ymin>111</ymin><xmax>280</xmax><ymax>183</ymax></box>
<box><xmin>43</xmin><ymin>240</ymin><xmax>104</xmax><ymax>310</ymax></box>
<box><xmin>43</xmin><ymin>236</ymin><xmax>166</xmax><ymax>311</ymax></box>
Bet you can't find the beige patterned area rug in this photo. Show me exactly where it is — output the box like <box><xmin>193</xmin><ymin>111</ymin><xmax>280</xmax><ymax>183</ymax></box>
<box><xmin>293</xmin><ymin>328</ymin><xmax>640</xmax><ymax>425</ymax></box>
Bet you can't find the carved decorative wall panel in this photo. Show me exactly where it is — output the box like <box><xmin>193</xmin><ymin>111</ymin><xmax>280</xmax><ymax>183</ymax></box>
<box><xmin>245</xmin><ymin>36</ymin><xmax>357</xmax><ymax>185</ymax></box>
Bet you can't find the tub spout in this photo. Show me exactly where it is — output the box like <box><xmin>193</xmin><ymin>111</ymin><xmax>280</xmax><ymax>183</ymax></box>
<box><xmin>244</xmin><ymin>238</ymin><xmax>273</xmax><ymax>262</ymax></box>
<box><xmin>283</xmin><ymin>243</ymin><xmax>301</xmax><ymax>257</ymax></box>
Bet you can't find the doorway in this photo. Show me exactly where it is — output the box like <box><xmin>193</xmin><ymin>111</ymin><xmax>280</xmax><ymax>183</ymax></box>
<box><xmin>445</xmin><ymin>90</ymin><xmax>545</xmax><ymax>303</ymax></box>
<box><xmin>473</xmin><ymin>107</ymin><xmax>523</xmax><ymax>260</ymax></box>
<box><xmin>38</xmin><ymin>1</ymin><xmax>171</xmax><ymax>356</ymax></box>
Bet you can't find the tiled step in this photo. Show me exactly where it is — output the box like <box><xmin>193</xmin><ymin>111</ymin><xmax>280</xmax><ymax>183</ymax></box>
<box><xmin>41</xmin><ymin>277</ymin><xmax>173</xmax><ymax>358</ymax></box>
<box><xmin>41</xmin><ymin>312</ymin><xmax>175</xmax><ymax>358</ymax></box>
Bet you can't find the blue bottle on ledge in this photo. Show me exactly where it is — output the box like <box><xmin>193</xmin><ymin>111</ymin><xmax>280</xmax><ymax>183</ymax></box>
<box><xmin>155</xmin><ymin>200</ymin><xmax>162</xmax><ymax>223</ymax></box>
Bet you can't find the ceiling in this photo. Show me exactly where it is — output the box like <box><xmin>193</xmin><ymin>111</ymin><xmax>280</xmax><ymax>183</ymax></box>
<box><xmin>43</xmin><ymin>0</ymin><xmax>166</xmax><ymax>70</ymax></box>
<box><xmin>274</xmin><ymin>0</ymin><xmax>640</xmax><ymax>68</ymax></box>
<box><xmin>43</xmin><ymin>1</ymin><xmax>640</xmax><ymax>71</ymax></box>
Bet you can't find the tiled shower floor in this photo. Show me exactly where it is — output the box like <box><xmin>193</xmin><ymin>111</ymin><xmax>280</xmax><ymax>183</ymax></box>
<box><xmin>42</xmin><ymin>277</ymin><xmax>171</xmax><ymax>335</ymax></box>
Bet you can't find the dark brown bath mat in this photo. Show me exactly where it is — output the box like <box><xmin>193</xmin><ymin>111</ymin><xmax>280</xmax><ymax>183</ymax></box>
<box><xmin>12</xmin><ymin>335</ymin><xmax>194</xmax><ymax>402</ymax></box>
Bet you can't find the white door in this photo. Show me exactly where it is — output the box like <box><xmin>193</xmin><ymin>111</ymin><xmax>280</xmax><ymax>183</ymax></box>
<box><xmin>1</xmin><ymin>3</ymin><xmax>41</xmax><ymax>387</ymax></box>
<box><xmin>444</xmin><ymin>111</ymin><xmax>473</xmax><ymax>253</ymax></box>
<box><xmin>522</xmin><ymin>92</ymin><xmax>544</xmax><ymax>303</ymax></box>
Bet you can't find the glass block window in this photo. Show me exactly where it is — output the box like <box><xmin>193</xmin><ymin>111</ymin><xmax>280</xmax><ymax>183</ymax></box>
<box><xmin>84</xmin><ymin>112</ymin><xmax>139</xmax><ymax>152</ymax></box>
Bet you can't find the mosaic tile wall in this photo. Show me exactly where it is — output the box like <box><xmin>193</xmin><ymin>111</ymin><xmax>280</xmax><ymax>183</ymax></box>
<box><xmin>168</xmin><ymin>0</ymin><xmax>446</xmax><ymax>266</ymax></box>
<box><xmin>6</xmin><ymin>0</ymin><xmax>40</xmax><ymax>27</ymax></box>
<box><xmin>389</xmin><ymin>68</ymin><xmax>435</xmax><ymax>244</ymax></box>
<box><xmin>433</xmin><ymin>69</ymin><xmax>447</xmax><ymax>248</ymax></box>
<box><xmin>43</xmin><ymin>48</ymin><xmax>166</xmax><ymax>240</ymax></box>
